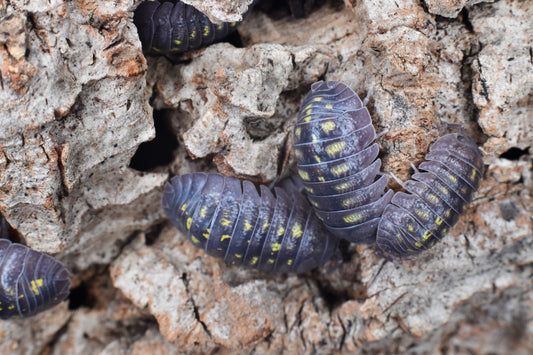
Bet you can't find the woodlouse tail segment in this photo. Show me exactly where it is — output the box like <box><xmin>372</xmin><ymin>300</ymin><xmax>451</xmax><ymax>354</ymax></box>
<box><xmin>375</xmin><ymin>133</ymin><xmax>483</xmax><ymax>259</ymax></box>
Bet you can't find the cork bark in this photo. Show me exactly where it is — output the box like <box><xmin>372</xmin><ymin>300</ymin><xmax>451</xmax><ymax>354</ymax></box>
<box><xmin>0</xmin><ymin>0</ymin><xmax>531</xmax><ymax>354</ymax></box>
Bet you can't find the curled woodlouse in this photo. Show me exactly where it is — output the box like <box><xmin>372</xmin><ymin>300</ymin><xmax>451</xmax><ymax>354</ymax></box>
<box><xmin>0</xmin><ymin>239</ymin><xmax>71</xmax><ymax>319</ymax></box>
<box><xmin>161</xmin><ymin>173</ymin><xmax>339</xmax><ymax>273</ymax></box>
<box><xmin>133</xmin><ymin>0</ymin><xmax>254</xmax><ymax>56</ymax></box>
<box><xmin>294</xmin><ymin>81</ymin><xmax>393</xmax><ymax>244</ymax></box>
<box><xmin>376</xmin><ymin>133</ymin><xmax>483</xmax><ymax>259</ymax></box>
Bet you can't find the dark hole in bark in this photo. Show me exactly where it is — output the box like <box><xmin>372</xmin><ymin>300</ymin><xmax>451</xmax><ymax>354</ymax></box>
<box><xmin>500</xmin><ymin>147</ymin><xmax>529</xmax><ymax>161</ymax></box>
<box><xmin>129</xmin><ymin>110</ymin><xmax>179</xmax><ymax>171</ymax></box>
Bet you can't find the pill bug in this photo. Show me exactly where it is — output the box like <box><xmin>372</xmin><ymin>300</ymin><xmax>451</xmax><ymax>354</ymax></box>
<box><xmin>0</xmin><ymin>239</ymin><xmax>71</xmax><ymax>319</ymax></box>
<box><xmin>134</xmin><ymin>0</ymin><xmax>254</xmax><ymax>56</ymax></box>
<box><xmin>293</xmin><ymin>81</ymin><xmax>393</xmax><ymax>244</ymax></box>
<box><xmin>161</xmin><ymin>173</ymin><xmax>339</xmax><ymax>273</ymax></box>
<box><xmin>376</xmin><ymin>133</ymin><xmax>483</xmax><ymax>259</ymax></box>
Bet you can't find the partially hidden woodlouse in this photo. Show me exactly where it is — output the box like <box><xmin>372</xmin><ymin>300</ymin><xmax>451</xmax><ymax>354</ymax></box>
<box><xmin>161</xmin><ymin>173</ymin><xmax>339</xmax><ymax>273</ymax></box>
<box><xmin>133</xmin><ymin>0</ymin><xmax>254</xmax><ymax>56</ymax></box>
<box><xmin>0</xmin><ymin>238</ymin><xmax>71</xmax><ymax>319</ymax></box>
<box><xmin>293</xmin><ymin>81</ymin><xmax>393</xmax><ymax>244</ymax></box>
<box><xmin>376</xmin><ymin>133</ymin><xmax>484</xmax><ymax>259</ymax></box>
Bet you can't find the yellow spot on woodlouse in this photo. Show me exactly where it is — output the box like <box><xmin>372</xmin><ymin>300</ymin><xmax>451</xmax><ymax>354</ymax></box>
<box><xmin>343</xmin><ymin>213</ymin><xmax>362</xmax><ymax>223</ymax></box>
<box><xmin>314</xmin><ymin>155</ymin><xmax>321</xmax><ymax>163</ymax></box>
<box><xmin>251</xmin><ymin>256</ymin><xmax>259</xmax><ymax>265</ymax></box>
<box><xmin>200</xmin><ymin>206</ymin><xmax>207</xmax><ymax>218</ymax></box>
<box><xmin>342</xmin><ymin>199</ymin><xmax>354</xmax><ymax>208</ymax></box>
<box><xmin>186</xmin><ymin>218</ymin><xmax>192</xmax><ymax>230</ymax></box>
<box><xmin>217</xmin><ymin>24</ymin><xmax>224</xmax><ymax>30</ymax></box>
<box><xmin>470</xmin><ymin>169</ymin><xmax>476</xmax><ymax>181</ymax></box>
<box><xmin>189</xmin><ymin>30</ymin><xmax>196</xmax><ymax>39</ymax></box>
<box><xmin>331</xmin><ymin>163</ymin><xmax>349</xmax><ymax>176</ymax></box>
<box><xmin>303</xmin><ymin>116</ymin><xmax>311</xmax><ymax>122</ymax></box>
<box><xmin>318</xmin><ymin>176</ymin><xmax>325</xmax><ymax>182</ymax></box>
<box><xmin>422</xmin><ymin>230</ymin><xmax>432</xmax><ymax>241</ymax></box>
<box><xmin>311</xmin><ymin>134</ymin><xmax>318</xmax><ymax>142</ymax></box>
<box><xmin>415</xmin><ymin>241</ymin><xmax>423</xmax><ymax>248</ymax></box>
<box><xmin>295</xmin><ymin>127</ymin><xmax>301</xmax><ymax>138</ymax></box>
<box><xmin>235</xmin><ymin>254</ymin><xmax>242</xmax><ymax>258</ymax></box>
<box><xmin>408</xmin><ymin>224</ymin><xmax>414</xmax><ymax>232</ymax></box>
<box><xmin>325</xmin><ymin>104</ymin><xmax>333</xmax><ymax>109</ymax></box>
<box><xmin>268</xmin><ymin>259</ymin><xmax>275</xmax><ymax>264</ymax></box>
<box><xmin>447</xmin><ymin>174</ymin><xmax>458</xmax><ymax>183</ymax></box>
<box><xmin>220</xmin><ymin>234</ymin><xmax>231</xmax><ymax>242</ymax></box>
<box><xmin>427</xmin><ymin>194</ymin><xmax>439</xmax><ymax>204</ymax></box>
<box><xmin>326</xmin><ymin>141</ymin><xmax>347</xmax><ymax>157</ymax></box>
<box><xmin>287</xmin><ymin>259</ymin><xmax>293</xmax><ymax>266</ymax></box>
<box><xmin>221</xmin><ymin>218</ymin><xmax>231</xmax><ymax>226</ymax></box>
<box><xmin>435</xmin><ymin>217</ymin><xmax>443</xmax><ymax>225</ymax></box>
<box><xmin>292</xmin><ymin>224</ymin><xmax>303</xmax><ymax>238</ymax></box>
<box><xmin>191</xmin><ymin>235</ymin><xmax>200</xmax><ymax>244</ymax></box>
<box><xmin>335</xmin><ymin>182</ymin><xmax>350</xmax><ymax>191</ymax></box>
<box><xmin>321</xmin><ymin>121</ymin><xmax>335</xmax><ymax>133</ymax></box>
<box><xmin>298</xmin><ymin>170</ymin><xmax>310</xmax><ymax>181</ymax></box>
<box><xmin>396</xmin><ymin>233</ymin><xmax>402</xmax><ymax>242</ymax></box>
<box><xmin>306</xmin><ymin>109</ymin><xmax>312</xmax><ymax>115</ymax></box>
<box><xmin>271</xmin><ymin>243</ymin><xmax>281</xmax><ymax>252</ymax></box>
<box><xmin>277</xmin><ymin>227</ymin><xmax>285</xmax><ymax>236</ymax></box>
<box><xmin>305</xmin><ymin>187</ymin><xmax>314</xmax><ymax>194</ymax></box>
<box><xmin>181</xmin><ymin>203</ymin><xmax>187</xmax><ymax>211</ymax></box>
<box><xmin>173</xmin><ymin>39</ymin><xmax>182</xmax><ymax>45</ymax></box>
<box><xmin>313</xmin><ymin>97</ymin><xmax>323</xmax><ymax>101</ymax></box>
<box><xmin>31</xmin><ymin>279</ymin><xmax>43</xmax><ymax>296</ymax></box>
<box><xmin>244</xmin><ymin>221</ymin><xmax>253</xmax><ymax>231</ymax></box>
<box><xmin>416</xmin><ymin>209</ymin><xmax>429</xmax><ymax>220</ymax></box>
<box><xmin>203</xmin><ymin>26</ymin><xmax>210</xmax><ymax>36</ymax></box>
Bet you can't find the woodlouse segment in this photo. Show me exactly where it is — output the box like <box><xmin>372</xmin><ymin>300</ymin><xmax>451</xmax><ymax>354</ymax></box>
<box><xmin>0</xmin><ymin>240</ymin><xmax>71</xmax><ymax>319</ymax></box>
<box><xmin>161</xmin><ymin>173</ymin><xmax>339</xmax><ymax>273</ymax></box>
<box><xmin>376</xmin><ymin>133</ymin><xmax>484</xmax><ymax>258</ymax></box>
<box><xmin>294</xmin><ymin>81</ymin><xmax>393</xmax><ymax>244</ymax></box>
<box><xmin>133</xmin><ymin>0</ymin><xmax>248</xmax><ymax>56</ymax></box>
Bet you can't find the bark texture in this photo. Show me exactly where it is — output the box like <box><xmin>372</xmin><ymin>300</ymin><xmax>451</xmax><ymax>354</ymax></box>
<box><xmin>0</xmin><ymin>0</ymin><xmax>532</xmax><ymax>354</ymax></box>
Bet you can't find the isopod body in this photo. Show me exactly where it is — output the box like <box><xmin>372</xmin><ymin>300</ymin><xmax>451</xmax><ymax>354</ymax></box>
<box><xmin>293</xmin><ymin>81</ymin><xmax>393</xmax><ymax>244</ymax></box>
<box><xmin>0</xmin><ymin>239</ymin><xmax>71</xmax><ymax>319</ymax></box>
<box><xmin>376</xmin><ymin>133</ymin><xmax>483</xmax><ymax>258</ymax></box>
<box><xmin>162</xmin><ymin>173</ymin><xmax>339</xmax><ymax>273</ymax></box>
<box><xmin>134</xmin><ymin>0</ymin><xmax>251</xmax><ymax>56</ymax></box>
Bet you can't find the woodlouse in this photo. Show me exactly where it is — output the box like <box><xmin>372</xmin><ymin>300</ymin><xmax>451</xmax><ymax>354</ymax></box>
<box><xmin>133</xmin><ymin>0</ymin><xmax>254</xmax><ymax>56</ymax></box>
<box><xmin>0</xmin><ymin>239</ymin><xmax>71</xmax><ymax>319</ymax></box>
<box><xmin>161</xmin><ymin>173</ymin><xmax>339</xmax><ymax>273</ymax></box>
<box><xmin>376</xmin><ymin>133</ymin><xmax>484</xmax><ymax>258</ymax></box>
<box><xmin>293</xmin><ymin>81</ymin><xmax>393</xmax><ymax>244</ymax></box>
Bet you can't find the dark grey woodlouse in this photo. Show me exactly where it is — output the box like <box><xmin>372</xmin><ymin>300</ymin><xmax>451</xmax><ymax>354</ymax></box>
<box><xmin>161</xmin><ymin>173</ymin><xmax>339</xmax><ymax>273</ymax></box>
<box><xmin>0</xmin><ymin>239</ymin><xmax>71</xmax><ymax>319</ymax></box>
<box><xmin>293</xmin><ymin>81</ymin><xmax>393</xmax><ymax>244</ymax></box>
<box><xmin>376</xmin><ymin>133</ymin><xmax>484</xmax><ymax>258</ymax></box>
<box><xmin>133</xmin><ymin>0</ymin><xmax>254</xmax><ymax>56</ymax></box>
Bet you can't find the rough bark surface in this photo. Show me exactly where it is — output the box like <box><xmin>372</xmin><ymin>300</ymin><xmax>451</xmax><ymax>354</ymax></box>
<box><xmin>0</xmin><ymin>0</ymin><xmax>532</xmax><ymax>354</ymax></box>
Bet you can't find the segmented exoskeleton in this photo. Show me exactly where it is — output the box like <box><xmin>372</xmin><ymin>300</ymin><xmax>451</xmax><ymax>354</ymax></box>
<box><xmin>293</xmin><ymin>81</ymin><xmax>393</xmax><ymax>244</ymax></box>
<box><xmin>133</xmin><ymin>0</ymin><xmax>253</xmax><ymax>56</ymax></box>
<box><xmin>376</xmin><ymin>133</ymin><xmax>484</xmax><ymax>258</ymax></box>
<box><xmin>0</xmin><ymin>239</ymin><xmax>71</xmax><ymax>319</ymax></box>
<box><xmin>161</xmin><ymin>173</ymin><xmax>339</xmax><ymax>273</ymax></box>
